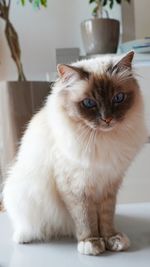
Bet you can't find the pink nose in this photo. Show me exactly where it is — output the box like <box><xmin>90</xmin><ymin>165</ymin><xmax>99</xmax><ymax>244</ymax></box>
<box><xmin>104</xmin><ymin>117</ymin><xmax>112</xmax><ymax>124</ymax></box>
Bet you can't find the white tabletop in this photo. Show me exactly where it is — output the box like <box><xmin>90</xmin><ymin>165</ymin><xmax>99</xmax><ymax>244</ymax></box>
<box><xmin>0</xmin><ymin>203</ymin><xmax>150</xmax><ymax>267</ymax></box>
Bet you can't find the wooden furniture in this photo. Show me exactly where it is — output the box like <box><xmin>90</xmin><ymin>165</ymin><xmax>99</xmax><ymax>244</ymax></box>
<box><xmin>0</xmin><ymin>82</ymin><xmax>51</xmax><ymax>189</ymax></box>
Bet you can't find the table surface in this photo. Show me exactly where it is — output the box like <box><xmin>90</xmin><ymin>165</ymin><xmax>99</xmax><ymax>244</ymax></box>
<box><xmin>0</xmin><ymin>203</ymin><xmax>150</xmax><ymax>267</ymax></box>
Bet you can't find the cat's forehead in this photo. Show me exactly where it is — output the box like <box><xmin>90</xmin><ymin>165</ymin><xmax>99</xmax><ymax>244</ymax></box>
<box><xmin>72</xmin><ymin>56</ymin><xmax>117</xmax><ymax>76</ymax></box>
<box><xmin>72</xmin><ymin>57</ymin><xmax>115</xmax><ymax>96</ymax></box>
<box><xmin>72</xmin><ymin>56</ymin><xmax>135</xmax><ymax>95</ymax></box>
<box><xmin>88</xmin><ymin>73</ymin><xmax>116</xmax><ymax>93</ymax></box>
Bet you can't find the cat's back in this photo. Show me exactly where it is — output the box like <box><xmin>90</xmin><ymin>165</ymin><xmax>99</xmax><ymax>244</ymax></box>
<box><xmin>5</xmin><ymin>104</ymin><xmax>55</xmax><ymax>185</ymax></box>
<box><xmin>19</xmin><ymin>106</ymin><xmax>52</xmax><ymax>153</ymax></box>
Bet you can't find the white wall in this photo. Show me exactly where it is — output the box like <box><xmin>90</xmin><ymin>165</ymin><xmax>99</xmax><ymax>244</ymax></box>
<box><xmin>134</xmin><ymin>0</ymin><xmax>150</xmax><ymax>39</ymax></box>
<box><xmin>118</xmin><ymin>63</ymin><xmax>150</xmax><ymax>204</ymax></box>
<box><xmin>0</xmin><ymin>0</ymin><xmax>121</xmax><ymax>81</ymax></box>
<box><xmin>121</xmin><ymin>0</ymin><xmax>150</xmax><ymax>42</ymax></box>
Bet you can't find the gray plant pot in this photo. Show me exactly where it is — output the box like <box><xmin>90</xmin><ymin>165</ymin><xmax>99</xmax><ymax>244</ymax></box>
<box><xmin>81</xmin><ymin>18</ymin><xmax>120</xmax><ymax>55</ymax></box>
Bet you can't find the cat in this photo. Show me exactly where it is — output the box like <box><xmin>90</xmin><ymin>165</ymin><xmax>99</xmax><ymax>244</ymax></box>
<box><xmin>3</xmin><ymin>51</ymin><xmax>147</xmax><ymax>255</ymax></box>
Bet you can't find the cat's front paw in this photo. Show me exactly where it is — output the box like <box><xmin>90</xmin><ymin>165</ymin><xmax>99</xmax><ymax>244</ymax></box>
<box><xmin>77</xmin><ymin>237</ymin><xmax>105</xmax><ymax>256</ymax></box>
<box><xmin>105</xmin><ymin>233</ymin><xmax>130</xmax><ymax>252</ymax></box>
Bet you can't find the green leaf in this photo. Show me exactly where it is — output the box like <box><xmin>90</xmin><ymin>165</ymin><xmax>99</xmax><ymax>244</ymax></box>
<box><xmin>34</xmin><ymin>0</ymin><xmax>40</xmax><ymax>7</ymax></box>
<box><xmin>21</xmin><ymin>0</ymin><xmax>47</xmax><ymax>8</ymax></box>
<box><xmin>102</xmin><ymin>0</ymin><xmax>108</xmax><ymax>7</ymax></box>
<box><xmin>92</xmin><ymin>6</ymin><xmax>98</xmax><ymax>16</ymax></box>
<box><xmin>109</xmin><ymin>0</ymin><xmax>114</xmax><ymax>9</ymax></box>
<box><xmin>89</xmin><ymin>0</ymin><xmax>96</xmax><ymax>3</ymax></box>
<box><xmin>41</xmin><ymin>0</ymin><xmax>47</xmax><ymax>7</ymax></box>
<box><xmin>115</xmin><ymin>0</ymin><xmax>121</xmax><ymax>4</ymax></box>
<box><xmin>115</xmin><ymin>0</ymin><xmax>130</xmax><ymax>5</ymax></box>
<box><xmin>21</xmin><ymin>0</ymin><xmax>26</xmax><ymax>5</ymax></box>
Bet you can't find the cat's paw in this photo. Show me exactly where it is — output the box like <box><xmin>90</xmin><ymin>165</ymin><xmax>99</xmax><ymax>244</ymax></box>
<box><xmin>77</xmin><ymin>237</ymin><xmax>105</xmax><ymax>256</ymax></box>
<box><xmin>105</xmin><ymin>233</ymin><xmax>130</xmax><ymax>252</ymax></box>
<box><xmin>13</xmin><ymin>230</ymin><xmax>33</xmax><ymax>244</ymax></box>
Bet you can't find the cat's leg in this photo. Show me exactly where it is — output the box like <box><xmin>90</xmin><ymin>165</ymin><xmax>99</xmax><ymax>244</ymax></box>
<box><xmin>12</xmin><ymin>222</ymin><xmax>39</xmax><ymax>244</ymax></box>
<box><xmin>4</xmin><ymin>185</ymin><xmax>46</xmax><ymax>244</ymax></box>
<box><xmin>72</xmin><ymin>200</ymin><xmax>105</xmax><ymax>256</ymax></box>
<box><xmin>3</xmin><ymin>167</ymin><xmax>64</xmax><ymax>243</ymax></box>
<box><xmin>4</xmin><ymin>169</ymin><xmax>75</xmax><ymax>243</ymax></box>
<box><xmin>60</xmin><ymin>192</ymin><xmax>105</xmax><ymax>256</ymax></box>
<box><xmin>99</xmin><ymin>190</ymin><xmax>130</xmax><ymax>252</ymax></box>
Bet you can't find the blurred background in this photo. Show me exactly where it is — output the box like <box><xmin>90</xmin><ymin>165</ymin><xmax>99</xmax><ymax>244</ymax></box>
<box><xmin>0</xmin><ymin>0</ymin><xmax>121</xmax><ymax>80</ymax></box>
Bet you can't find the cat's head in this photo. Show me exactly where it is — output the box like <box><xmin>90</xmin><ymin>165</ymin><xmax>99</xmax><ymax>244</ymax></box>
<box><xmin>55</xmin><ymin>51</ymin><xmax>141</xmax><ymax>132</ymax></box>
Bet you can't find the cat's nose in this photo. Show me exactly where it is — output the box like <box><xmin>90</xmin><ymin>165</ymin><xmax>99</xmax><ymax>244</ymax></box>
<box><xmin>102</xmin><ymin>117</ymin><xmax>112</xmax><ymax>124</ymax></box>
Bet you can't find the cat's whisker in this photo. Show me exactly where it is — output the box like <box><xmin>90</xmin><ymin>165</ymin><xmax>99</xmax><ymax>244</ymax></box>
<box><xmin>76</xmin><ymin>124</ymin><xmax>94</xmax><ymax>146</ymax></box>
<box><xmin>83</xmin><ymin>129</ymin><xmax>96</xmax><ymax>155</ymax></box>
<box><xmin>93</xmin><ymin>130</ymin><xmax>97</xmax><ymax>148</ymax></box>
<box><xmin>76</xmin><ymin>123</ymin><xmax>89</xmax><ymax>136</ymax></box>
<box><xmin>75</xmin><ymin>125</ymin><xmax>91</xmax><ymax>144</ymax></box>
<box><xmin>82</xmin><ymin>131</ymin><xmax>91</xmax><ymax>154</ymax></box>
<box><xmin>86</xmin><ymin>131</ymin><xmax>94</xmax><ymax>153</ymax></box>
<box><xmin>86</xmin><ymin>130</ymin><xmax>98</xmax><ymax>163</ymax></box>
<box><xmin>92</xmin><ymin>130</ymin><xmax>98</xmax><ymax>155</ymax></box>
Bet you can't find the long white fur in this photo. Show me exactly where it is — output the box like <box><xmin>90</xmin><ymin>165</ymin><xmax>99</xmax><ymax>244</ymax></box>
<box><xmin>3</xmin><ymin>56</ymin><xmax>147</xmax><ymax>243</ymax></box>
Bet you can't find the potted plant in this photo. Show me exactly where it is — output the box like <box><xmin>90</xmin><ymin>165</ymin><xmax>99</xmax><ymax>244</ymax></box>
<box><xmin>0</xmin><ymin>0</ymin><xmax>51</xmax><ymax>184</ymax></box>
<box><xmin>0</xmin><ymin>0</ymin><xmax>47</xmax><ymax>80</ymax></box>
<box><xmin>81</xmin><ymin>0</ymin><xmax>130</xmax><ymax>55</ymax></box>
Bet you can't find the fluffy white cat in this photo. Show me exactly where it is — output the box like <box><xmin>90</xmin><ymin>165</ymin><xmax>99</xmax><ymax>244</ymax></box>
<box><xmin>3</xmin><ymin>52</ymin><xmax>147</xmax><ymax>255</ymax></box>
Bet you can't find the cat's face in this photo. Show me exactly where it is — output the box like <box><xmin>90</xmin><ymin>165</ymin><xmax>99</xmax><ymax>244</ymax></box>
<box><xmin>56</xmin><ymin>52</ymin><xmax>139</xmax><ymax>132</ymax></box>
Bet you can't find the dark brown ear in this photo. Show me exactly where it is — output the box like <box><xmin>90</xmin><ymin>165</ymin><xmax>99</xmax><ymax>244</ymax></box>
<box><xmin>115</xmin><ymin>51</ymin><xmax>134</xmax><ymax>69</ymax></box>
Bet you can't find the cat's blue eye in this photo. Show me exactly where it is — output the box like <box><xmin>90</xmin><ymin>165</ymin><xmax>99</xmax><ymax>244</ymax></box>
<box><xmin>113</xmin><ymin>92</ymin><xmax>125</xmax><ymax>104</ymax></box>
<box><xmin>82</xmin><ymin>98</ymin><xmax>97</xmax><ymax>109</ymax></box>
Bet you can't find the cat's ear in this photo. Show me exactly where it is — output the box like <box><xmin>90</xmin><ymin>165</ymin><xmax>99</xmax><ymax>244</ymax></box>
<box><xmin>57</xmin><ymin>64</ymin><xmax>81</xmax><ymax>83</ymax></box>
<box><xmin>114</xmin><ymin>51</ymin><xmax>134</xmax><ymax>70</ymax></box>
<box><xmin>57</xmin><ymin>64</ymin><xmax>89</xmax><ymax>86</ymax></box>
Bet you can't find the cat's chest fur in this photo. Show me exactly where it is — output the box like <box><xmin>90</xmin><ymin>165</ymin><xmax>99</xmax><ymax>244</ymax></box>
<box><xmin>53</xmin><ymin>132</ymin><xmax>132</xmax><ymax>198</ymax></box>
